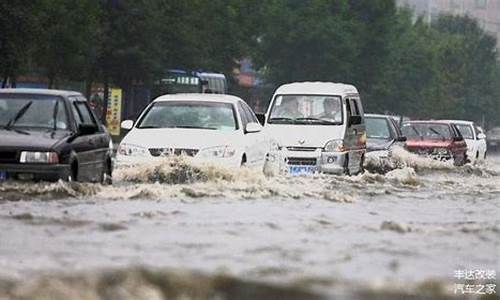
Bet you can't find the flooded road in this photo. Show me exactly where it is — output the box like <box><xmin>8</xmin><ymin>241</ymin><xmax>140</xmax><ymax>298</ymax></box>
<box><xmin>0</xmin><ymin>151</ymin><xmax>499</xmax><ymax>299</ymax></box>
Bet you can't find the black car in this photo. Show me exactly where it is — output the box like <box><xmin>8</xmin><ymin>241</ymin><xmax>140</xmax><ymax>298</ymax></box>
<box><xmin>365</xmin><ymin>113</ymin><xmax>407</xmax><ymax>152</ymax></box>
<box><xmin>0</xmin><ymin>89</ymin><xmax>113</xmax><ymax>182</ymax></box>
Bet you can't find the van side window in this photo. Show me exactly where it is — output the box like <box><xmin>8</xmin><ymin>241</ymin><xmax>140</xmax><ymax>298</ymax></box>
<box><xmin>349</xmin><ymin>98</ymin><xmax>360</xmax><ymax>116</ymax></box>
<box><xmin>345</xmin><ymin>98</ymin><xmax>352</xmax><ymax>117</ymax></box>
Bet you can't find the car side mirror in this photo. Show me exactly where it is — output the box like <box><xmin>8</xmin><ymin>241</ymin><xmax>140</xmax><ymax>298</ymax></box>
<box><xmin>348</xmin><ymin>115</ymin><xmax>362</xmax><ymax>126</ymax></box>
<box><xmin>256</xmin><ymin>113</ymin><xmax>266</xmax><ymax>125</ymax></box>
<box><xmin>453</xmin><ymin>136</ymin><xmax>464</xmax><ymax>142</ymax></box>
<box><xmin>395</xmin><ymin>136</ymin><xmax>407</xmax><ymax>142</ymax></box>
<box><xmin>245</xmin><ymin>122</ymin><xmax>262</xmax><ymax>134</ymax></box>
<box><xmin>78</xmin><ymin>124</ymin><xmax>97</xmax><ymax>135</ymax></box>
<box><xmin>121</xmin><ymin>120</ymin><xmax>134</xmax><ymax>130</ymax></box>
<box><xmin>477</xmin><ymin>133</ymin><xmax>486</xmax><ymax>140</ymax></box>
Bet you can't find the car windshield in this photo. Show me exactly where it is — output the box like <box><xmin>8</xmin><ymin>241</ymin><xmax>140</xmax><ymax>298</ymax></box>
<box><xmin>455</xmin><ymin>124</ymin><xmax>474</xmax><ymax>139</ymax></box>
<box><xmin>137</xmin><ymin>101</ymin><xmax>237</xmax><ymax>130</ymax></box>
<box><xmin>0</xmin><ymin>95</ymin><xmax>68</xmax><ymax>130</ymax></box>
<box><xmin>268</xmin><ymin>95</ymin><xmax>343</xmax><ymax>125</ymax></box>
<box><xmin>366</xmin><ymin>117</ymin><xmax>392</xmax><ymax>139</ymax></box>
<box><xmin>402</xmin><ymin>123</ymin><xmax>452</xmax><ymax>140</ymax></box>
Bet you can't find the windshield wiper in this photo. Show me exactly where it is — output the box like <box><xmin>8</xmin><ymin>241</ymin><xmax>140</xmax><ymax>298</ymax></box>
<box><xmin>5</xmin><ymin>101</ymin><xmax>33</xmax><ymax>129</ymax></box>
<box><xmin>175</xmin><ymin>125</ymin><xmax>217</xmax><ymax>130</ymax></box>
<box><xmin>268</xmin><ymin>117</ymin><xmax>294</xmax><ymax>123</ymax></box>
<box><xmin>295</xmin><ymin>117</ymin><xmax>340</xmax><ymax>124</ymax></box>
<box><xmin>139</xmin><ymin>125</ymin><xmax>161</xmax><ymax>129</ymax></box>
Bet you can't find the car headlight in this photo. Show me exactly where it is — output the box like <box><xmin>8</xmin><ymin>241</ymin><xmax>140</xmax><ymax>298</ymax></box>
<box><xmin>20</xmin><ymin>151</ymin><xmax>59</xmax><ymax>164</ymax></box>
<box><xmin>198</xmin><ymin>145</ymin><xmax>236</xmax><ymax>158</ymax></box>
<box><xmin>117</xmin><ymin>143</ymin><xmax>148</xmax><ymax>157</ymax></box>
<box><xmin>324</xmin><ymin>140</ymin><xmax>345</xmax><ymax>152</ymax></box>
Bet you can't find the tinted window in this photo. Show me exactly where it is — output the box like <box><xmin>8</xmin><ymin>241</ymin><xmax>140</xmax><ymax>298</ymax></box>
<box><xmin>242</xmin><ymin>102</ymin><xmax>259</xmax><ymax>123</ymax></box>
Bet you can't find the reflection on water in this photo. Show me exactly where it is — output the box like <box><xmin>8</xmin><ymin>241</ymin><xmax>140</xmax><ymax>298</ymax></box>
<box><xmin>0</xmin><ymin>150</ymin><xmax>499</xmax><ymax>299</ymax></box>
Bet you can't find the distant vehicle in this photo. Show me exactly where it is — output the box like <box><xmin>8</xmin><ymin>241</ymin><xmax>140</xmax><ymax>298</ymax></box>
<box><xmin>442</xmin><ymin>120</ymin><xmax>487</xmax><ymax>163</ymax></box>
<box><xmin>152</xmin><ymin>70</ymin><xmax>227</xmax><ymax>98</ymax></box>
<box><xmin>260</xmin><ymin>82</ymin><xmax>366</xmax><ymax>175</ymax></box>
<box><xmin>365</xmin><ymin>113</ymin><xmax>407</xmax><ymax>157</ymax></box>
<box><xmin>401</xmin><ymin>120</ymin><xmax>467</xmax><ymax>166</ymax></box>
<box><xmin>117</xmin><ymin>93</ymin><xmax>270</xmax><ymax>169</ymax></box>
<box><xmin>486</xmin><ymin>127</ymin><xmax>500</xmax><ymax>151</ymax></box>
<box><xmin>0</xmin><ymin>89</ymin><xmax>113</xmax><ymax>182</ymax></box>
<box><xmin>197</xmin><ymin>72</ymin><xmax>227</xmax><ymax>94</ymax></box>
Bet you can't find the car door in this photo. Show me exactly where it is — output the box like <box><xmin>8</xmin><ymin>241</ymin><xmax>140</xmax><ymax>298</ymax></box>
<box><xmin>241</xmin><ymin>101</ymin><xmax>267</xmax><ymax>165</ymax></box>
<box><xmin>237</xmin><ymin>102</ymin><xmax>259</xmax><ymax>166</ymax></box>
<box><xmin>71</xmin><ymin>98</ymin><xmax>109</xmax><ymax>181</ymax></box>
<box><xmin>345</xmin><ymin>97</ymin><xmax>365</xmax><ymax>170</ymax></box>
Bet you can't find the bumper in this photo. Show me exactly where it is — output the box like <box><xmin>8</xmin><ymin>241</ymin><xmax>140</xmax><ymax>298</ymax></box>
<box><xmin>115</xmin><ymin>154</ymin><xmax>241</xmax><ymax>169</ymax></box>
<box><xmin>276</xmin><ymin>149</ymin><xmax>348</xmax><ymax>175</ymax></box>
<box><xmin>0</xmin><ymin>163</ymin><xmax>70</xmax><ymax>181</ymax></box>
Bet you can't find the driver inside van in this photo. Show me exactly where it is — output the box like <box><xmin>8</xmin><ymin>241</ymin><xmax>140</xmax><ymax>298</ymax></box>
<box><xmin>275</xmin><ymin>97</ymin><xmax>303</xmax><ymax>119</ymax></box>
<box><xmin>318</xmin><ymin>97</ymin><xmax>341</xmax><ymax>122</ymax></box>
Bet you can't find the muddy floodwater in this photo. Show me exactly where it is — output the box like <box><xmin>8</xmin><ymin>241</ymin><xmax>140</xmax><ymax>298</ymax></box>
<box><xmin>0</xmin><ymin>150</ymin><xmax>499</xmax><ymax>299</ymax></box>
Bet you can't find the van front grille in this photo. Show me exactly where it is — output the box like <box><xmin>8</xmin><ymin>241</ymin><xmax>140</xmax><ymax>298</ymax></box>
<box><xmin>287</xmin><ymin>157</ymin><xmax>317</xmax><ymax>166</ymax></box>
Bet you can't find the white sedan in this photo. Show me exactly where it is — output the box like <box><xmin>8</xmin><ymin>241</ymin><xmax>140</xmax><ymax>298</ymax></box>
<box><xmin>443</xmin><ymin>120</ymin><xmax>487</xmax><ymax>164</ymax></box>
<box><xmin>117</xmin><ymin>94</ymin><xmax>270</xmax><ymax>169</ymax></box>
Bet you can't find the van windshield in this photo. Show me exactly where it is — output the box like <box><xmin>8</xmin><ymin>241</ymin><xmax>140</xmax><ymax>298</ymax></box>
<box><xmin>268</xmin><ymin>95</ymin><xmax>343</xmax><ymax>125</ymax></box>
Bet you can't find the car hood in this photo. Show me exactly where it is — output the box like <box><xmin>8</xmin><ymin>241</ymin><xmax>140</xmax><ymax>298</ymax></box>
<box><xmin>366</xmin><ymin>138</ymin><xmax>393</xmax><ymax>151</ymax></box>
<box><xmin>405</xmin><ymin>139</ymin><xmax>452</xmax><ymax>148</ymax></box>
<box><xmin>121</xmin><ymin>128</ymin><xmax>241</xmax><ymax>149</ymax></box>
<box><xmin>0</xmin><ymin>129</ymin><xmax>69</xmax><ymax>150</ymax></box>
<box><xmin>264</xmin><ymin>124</ymin><xmax>345</xmax><ymax>148</ymax></box>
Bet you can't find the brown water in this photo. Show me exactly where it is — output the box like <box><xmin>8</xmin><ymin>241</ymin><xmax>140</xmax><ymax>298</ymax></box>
<box><xmin>0</xmin><ymin>151</ymin><xmax>498</xmax><ymax>299</ymax></box>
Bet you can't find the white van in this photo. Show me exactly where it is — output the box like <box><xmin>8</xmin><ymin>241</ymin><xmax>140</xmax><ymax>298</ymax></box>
<box><xmin>262</xmin><ymin>82</ymin><xmax>366</xmax><ymax>175</ymax></box>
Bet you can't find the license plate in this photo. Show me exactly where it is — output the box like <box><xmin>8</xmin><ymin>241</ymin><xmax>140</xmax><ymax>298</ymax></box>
<box><xmin>288</xmin><ymin>166</ymin><xmax>316</xmax><ymax>175</ymax></box>
<box><xmin>0</xmin><ymin>171</ymin><xmax>7</xmax><ymax>181</ymax></box>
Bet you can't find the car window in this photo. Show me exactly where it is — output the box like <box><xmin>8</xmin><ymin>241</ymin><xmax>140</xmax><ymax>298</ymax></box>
<box><xmin>366</xmin><ymin>117</ymin><xmax>391</xmax><ymax>139</ymax></box>
<box><xmin>237</xmin><ymin>102</ymin><xmax>250</xmax><ymax>128</ymax></box>
<box><xmin>348</xmin><ymin>98</ymin><xmax>360</xmax><ymax>116</ymax></box>
<box><xmin>402</xmin><ymin>123</ymin><xmax>452</xmax><ymax>139</ymax></box>
<box><xmin>455</xmin><ymin>124</ymin><xmax>474</xmax><ymax>139</ymax></box>
<box><xmin>268</xmin><ymin>95</ymin><xmax>343</xmax><ymax>124</ymax></box>
<box><xmin>137</xmin><ymin>101</ymin><xmax>237</xmax><ymax>131</ymax></box>
<box><xmin>73</xmin><ymin>102</ymin><xmax>97</xmax><ymax>127</ymax></box>
<box><xmin>0</xmin><ymin>95</ymin><xmax>68</xmax><ymax>130</ymax></box>
<box><xmin>242</xmin><ymin>101</ymin><xmax>259</xmax><ymax>124</ymax></box>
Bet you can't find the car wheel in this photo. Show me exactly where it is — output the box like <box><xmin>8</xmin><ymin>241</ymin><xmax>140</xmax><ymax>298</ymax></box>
<box><xmin>100</xmin><ymin>160</ymin><xmax>113</xmax><ymax>185</ymax></box>
<box><xmin>68</xmin><ymin>162</ymin><xmax>78</xmax><ymax>182</ymax></box>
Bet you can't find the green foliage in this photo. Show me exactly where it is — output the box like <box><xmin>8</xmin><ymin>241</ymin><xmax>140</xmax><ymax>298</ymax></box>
<box><xmin>0</xmin><ymin>0</ymin><xmax>499</xmax><ymax>126</ymax></box>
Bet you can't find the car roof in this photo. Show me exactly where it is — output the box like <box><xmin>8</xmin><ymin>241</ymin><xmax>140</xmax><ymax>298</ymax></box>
<box><xmin>0</xmin><ymin>88</ymin><xmax>82</xmax><ymax>97</ymax></box>
<box><xmin>274</xmin><ymin>82</ymin><xmax>359</xmax><ymax>96</ymax></box>
<box><xmin>152</xmin><ymin>93</ymin><xmax>243</xmax><ymax>104</ymax></box>
<box><xmin>440</xmin><ymin>119</ymin><xmax>474</xmax><ymax>125</ymax></box>
<box><xmin>365</xmin><ymin>113</ymin><xmax>393</xmax><ymax>119</ymax></box>
<box><xmin>403</xmin><ymin>120</ymin><xmax>452</xmax><ymax>125</ymax></box>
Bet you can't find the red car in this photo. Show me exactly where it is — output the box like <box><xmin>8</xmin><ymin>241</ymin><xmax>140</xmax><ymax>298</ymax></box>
<box><xmin>401</xmin><ymin>121</ymin><xmax>468</xmax><ymax>166</ymax></box>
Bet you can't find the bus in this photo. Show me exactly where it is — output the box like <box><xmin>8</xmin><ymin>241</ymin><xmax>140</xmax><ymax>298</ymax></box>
<box><xmin>152</xmin><ymin>69</ymin><xmax>227</xmax><ymax>98</ymax></box>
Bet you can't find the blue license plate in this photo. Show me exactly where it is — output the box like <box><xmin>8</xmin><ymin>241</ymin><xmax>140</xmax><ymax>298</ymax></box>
<box><xmin>0</xmin><ymin>171</ymin><xmax>7</xmax><ymax>181</ymax></box>
<box><xmin>288</xmin><ymin>166</ymin><xmax>316</xmax><ymax>175</ymax></box>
